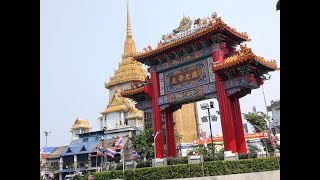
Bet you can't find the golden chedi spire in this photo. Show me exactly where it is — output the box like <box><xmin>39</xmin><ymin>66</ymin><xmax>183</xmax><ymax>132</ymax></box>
<box><xmin>123</xmin><ymin>0</ymin><xmax>136</xmax><ymax>58</ymax></box>
<box><xmin>105</xmin><ymin>0</ymin><xmax>147</xmax><ymax>89</ymax></box>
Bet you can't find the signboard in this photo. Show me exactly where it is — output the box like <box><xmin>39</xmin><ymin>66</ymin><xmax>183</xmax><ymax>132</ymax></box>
<box><xmin>158</xmin><ymin>57</ymin><xmax>216</xmax><ymax>105</ymax></box>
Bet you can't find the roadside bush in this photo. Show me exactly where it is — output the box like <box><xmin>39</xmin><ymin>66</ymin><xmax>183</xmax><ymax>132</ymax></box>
<box><xmin>94</xmin><ymin>157</ymin><xmax>279</xmax><ymax>180</ymax></box>
<box><xmin>72</xmin><ymin>175</ymin><xmax>84</xmax><ymax>180</ymax></box>
<box><xmin>167</xmin><ymin>156</ymin><xmax>188</xmax><ymax>165</ymax></box>
<box><xmin>136</xmin><ymin>160</ymin><xmax>152</xmax><ymax>168</ymax></box>
<box><xmin>238</xmin><ymin>153</ymin><xmax>258</xmax><ymax>159</ymax></box>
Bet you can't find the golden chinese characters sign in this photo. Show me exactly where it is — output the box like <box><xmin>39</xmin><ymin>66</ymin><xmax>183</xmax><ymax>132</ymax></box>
<box><xmin>169</xmin><ymin>68</ymin><xmax>205</xmax><ymax>86</ymax></box>
<box><xmin>158</xmin><ymin>57</ymin><xmax>216</xmax><ymax>105</ymax></box>
<box><xmin>161</xmin><ymin>58</ymin><xmax>214</xmax><ymax>95</ymax></box>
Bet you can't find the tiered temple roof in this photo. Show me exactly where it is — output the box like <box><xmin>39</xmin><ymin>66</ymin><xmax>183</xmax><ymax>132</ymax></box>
<box><xmin>121</xmin><ymin>13</ymin><xmax>278</xmax><ymax>105</ymax></box>
<box><xmin>102</xmin><ymin>1</ymin><xmax>145</xmax><ymax>120</ymax></box>
<box><xmin>121</xmin><ymin>86</ymin><xmax>144</xmax><ymax>97</ymax></box>
<box><xmin>104</xmin><ymin>1</ymin><xmax>147</xmax><ymax>89</ymax></box>
<box><xmin>213</xmin><ymin>44</ymin><xmax>278</xmax><ymax>71</ymax></box>
<box><xmin>127</xmin><ymin>107</ymin><xmax>144</xmax><ymax>119</ymax></box>
<box><xmin>70</xmin><ymin>118</ymin><xmax>91</xmax><ymax>131</ymax></box>
<box><xmin>134</xmin><ymin>15</ymin><xmax>249</xmax><ymax>61</ymax></box>
<box><xmin>101</xmin><ymin>89</ymin><xmax>132</xmax><ymax>114</ymax></box>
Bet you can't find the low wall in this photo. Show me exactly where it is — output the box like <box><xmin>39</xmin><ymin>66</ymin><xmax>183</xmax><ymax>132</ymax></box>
<box><xmin>169</xmin><ymin>170</ymin><xmax>280</xmax><ymax>180</ymax></box>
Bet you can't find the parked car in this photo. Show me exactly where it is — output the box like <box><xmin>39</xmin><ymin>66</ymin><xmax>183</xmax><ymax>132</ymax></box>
<box><xmin>64</xmin><ymin>172</ymin><xmax>84</xmax><ymax>180</ymax></box>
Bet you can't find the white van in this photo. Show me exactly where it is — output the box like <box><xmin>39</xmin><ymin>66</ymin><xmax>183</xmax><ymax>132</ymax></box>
<box><xmin>64</xmin><ymin>172</ymin><xmax>84</xmax><ymax>180</ymax></box>
<box><xmin>64</xmin><ymin>174</ymin><xmax>74</xmax><ymax>180</ymax></box>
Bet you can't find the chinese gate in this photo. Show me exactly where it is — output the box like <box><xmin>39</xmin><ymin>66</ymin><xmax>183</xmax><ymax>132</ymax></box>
<box><xmin>121</xmin><ymin>14</ymin><xmax>278</xmax><ymax>158</ymax></box>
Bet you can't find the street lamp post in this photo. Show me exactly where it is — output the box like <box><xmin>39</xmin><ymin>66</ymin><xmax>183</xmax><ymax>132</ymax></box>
<box><xmin>100</xmin><ymin>136</ymin><xmax>105</xmax><ymax>171</ymax></box>
<box><xmin>200</xmin><ymin>101</ymin><xmax>216</xmax><ymax>158</ymax></box>
<box><xmin>261</xmin><ymin>74</ymin><xmax>273</xmax><ymax>157</ymax></box>
<box><xmin>261</xmin><ymin>84</ymin><xmax>272</xmax><ymax>128</ymax></box>
<box><xmin>153</xmin><ymin>130</ymin><xmax>161</xmax><ymax>159</ymax></box>
<box><xmin>44</xmin><ymin>130</ymin><xmax>51</xmax><ymax>147</ymax></box>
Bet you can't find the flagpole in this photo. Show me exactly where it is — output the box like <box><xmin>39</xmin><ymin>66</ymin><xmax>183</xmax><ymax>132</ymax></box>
<box><xmin>95</xmin><ymin>154</ymin><xmax>97</xmax><ymax>172</ymax></box>
<box><xmin>100</xmin><ymin>136</ymin><xmax>105</xmax><ymax>172</ymax></box>
<box><xmin>122</xmin><ymin>148</ymin><xmax>125</xmax><ymax>179</ymax></box>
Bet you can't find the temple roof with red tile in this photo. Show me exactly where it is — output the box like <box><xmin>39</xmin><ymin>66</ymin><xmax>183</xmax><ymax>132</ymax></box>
<box><xmin>213</xmin><ymin>44</ymin><xmax>278</xmax><ymax>71</ymax></box>
<box><xmin>134</xmin><ymin>15</ymin><xmax>249</xmax><ymax>61</ymax></box>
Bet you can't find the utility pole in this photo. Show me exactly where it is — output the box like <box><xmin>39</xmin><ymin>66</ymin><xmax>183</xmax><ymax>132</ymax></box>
<box><xmin>44</xmin><ymin>130</ymin><xmax>51</xmax><ymax>147</ymax></box>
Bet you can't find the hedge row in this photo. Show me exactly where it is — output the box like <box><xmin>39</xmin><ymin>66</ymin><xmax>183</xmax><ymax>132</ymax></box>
<box><xmin>134</xmin><ymin>153</ymin><xmax>257</xmax><ymax>168</ymax></box>
<box><xmin>94</xmin><ymin>157</ymin><xmax>279</xmax><ymax>180</ymax></box>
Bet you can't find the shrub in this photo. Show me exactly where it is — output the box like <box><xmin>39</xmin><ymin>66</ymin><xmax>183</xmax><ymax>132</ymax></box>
<box><xmin>82</xmin><ymin>174</ymin><xmax>88</xmax><ymax>180</ymax></box>
<box><xmin>72</xmin><ymin>175</ymin><xmax>84</xmax><ymax>180</ymax></box>
<box><xmin>116</xmin><ymin>163</ymin><xmax>123</xmax><ymax>170</ymax></box>
<box><xmin>203</xmin><ymin>155</ymin><xmax>224</xmax><ymax>162</ymax></box>
<box><xmin>136</xmin><ymin>160</ymin><xmax>152</xmax><ymax>168</ymax></box>
<box><xmin>167</xmin><ymin>156</ymin><xmax>188</xmax><ymax>165</ymax></box>
<box><xmin>94</xmin><ymin>157</ymin><xmax>279</xmax><ymax>180</ymax></box>
<box><xmin>238</xmin><ymin>153</ymin><xmax>258</xmax><ymax>159</ymax></box>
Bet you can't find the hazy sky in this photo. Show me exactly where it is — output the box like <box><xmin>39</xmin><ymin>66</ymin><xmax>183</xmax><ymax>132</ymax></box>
<box><xmin>40</xmin><ymin>0</ymin><xmax>280</xmax><ymax>147</ymax></box>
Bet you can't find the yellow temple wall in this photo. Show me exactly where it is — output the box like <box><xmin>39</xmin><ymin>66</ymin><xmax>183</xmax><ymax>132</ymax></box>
<box><xmin>173</xmin><ymin>102</ymin><xmax>199</xmax><ymax>143</ymax></box>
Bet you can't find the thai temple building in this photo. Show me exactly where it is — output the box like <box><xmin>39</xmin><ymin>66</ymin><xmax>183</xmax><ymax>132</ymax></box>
<box><xmin>70</xmin><ymin>118</ymin><xmax>92</xmax><ymax>143</ymax></box>
<box><xmin>99</xmin><ymin>0</ymin><xmax>146</xmax><ymax>132</ymax></box>
<box><xmin>98</xmin><ymin>0</ymin><xmax>199</xmax><ymax>151</ymax></box>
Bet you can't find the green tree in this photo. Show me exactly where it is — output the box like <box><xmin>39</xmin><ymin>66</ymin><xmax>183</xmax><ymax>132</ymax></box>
<box><xmin>132</xmin><ymin>128</ymin><xmax>154</xmax><ymax>161</ymax></box>
<box><xmin>216</xmin><ymin>148</ymin><xmax>224</xmax><ymax>159</ymax></box>
<box><xmin>248</xmin><ymin>144</ymin><xmax>261</xmax><ymax>154</ymax></box>
<box><xmin>175</xmin><ymin>128</ymin><xmax>183</xmax><ymax>156</ymax></box>
<box><xmin>175</xmin><ymin>128</ymin><xmax>183</xmax><ymax>144</ymax></box>
<box><xmin>72</xmin><ymin>175</ymin><xmax>84</xmax><ymax>180</ymax></box>
<box><xmin>187</xmin><ymin>144</ymin><xmax>208</xmax><ymax>156</ymax></box>
<box><xmin>243</xmin><ymin>106</ymin><xmax>268</xmax><ymax>132</ymax></box>
<box><xmin>243</xmin><ymin>107</ymin><xmax>274</xmax><ymax>154</ymax></box>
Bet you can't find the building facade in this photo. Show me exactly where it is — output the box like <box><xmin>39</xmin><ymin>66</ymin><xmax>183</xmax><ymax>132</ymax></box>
<box><xmin>267</xmin><ymin>99</ymin><xmax>280</xmax><ymax>134</ymax></box>
<box><xmin>46</xmin><ymin>146</ymin><xmax>68</xmax><ymax>180</ymax></box>
<box><xmin>40</xmin><ymin>147</ymin><xmax>56</xmax><ymax>179</ymax></box>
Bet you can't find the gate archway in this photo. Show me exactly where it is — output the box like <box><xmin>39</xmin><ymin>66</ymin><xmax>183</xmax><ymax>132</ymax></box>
<box><xmin>121</xmin><ymin>15</ymin><xmax>278</xmax><ymax>158</ymax></box>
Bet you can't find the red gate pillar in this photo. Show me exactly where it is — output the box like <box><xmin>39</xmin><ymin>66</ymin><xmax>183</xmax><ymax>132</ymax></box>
<box><xmin>165</xmin><ymin>108</ymin><xmax>176</xmax><ymax>157</ymax></box>
<box><xmin>149</xmin><ymin>66</ymin><xmax>165</xmax><ymax>158</ymax></box>
<box><xmin>211</xmin><ymin>43</ymin><xmax>237</xmax><ymax>153</ymax></box>
<box><xmin>230</xmin><ymin>95</ymin><xmax>247</xmax><ymax>153</ymax></box>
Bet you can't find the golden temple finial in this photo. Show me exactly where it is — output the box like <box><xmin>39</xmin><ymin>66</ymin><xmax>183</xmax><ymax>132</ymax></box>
<box><xmin>123</xmin><ymin>0</ymin><xmax>136</xmax><ymax>58</ymax></box>
<box><xmin>126</xmin><ymin>0</ymin><xmax>132</xmax><ymax>38</ymax></box>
